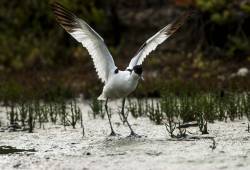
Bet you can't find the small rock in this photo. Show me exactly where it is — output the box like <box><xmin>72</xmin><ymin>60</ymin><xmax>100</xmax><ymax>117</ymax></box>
<box><xmin>13</xmin><ymin>163</ymin><xmax>21</xmax><ymax>168</ymax></box>
<box><xmin>114</xmin><ymin>122</ymin><xmax>121</xmax><ymax>127</ymax></box>
<box><xmin>145</xmin><ymin>150</ymin><xmax>162</xmax><ymax>156</ymax></box>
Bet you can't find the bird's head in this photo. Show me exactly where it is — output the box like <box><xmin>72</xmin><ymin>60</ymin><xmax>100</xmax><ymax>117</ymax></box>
<box><xmin>133</xmin><ymin>65</ymin><xmax>143</xmax><ymax>75</ymax></box>
<box><xmin>133</xmin><ymin>65</ymin><xmax>144</xmax><ymax>80</ymax></box>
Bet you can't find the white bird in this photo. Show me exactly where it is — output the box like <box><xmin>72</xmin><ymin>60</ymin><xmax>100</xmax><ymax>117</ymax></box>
<box><xmin>51</xmin><ymin>2</ymin><xmax>190</xmax><ymax>137</ymax></box>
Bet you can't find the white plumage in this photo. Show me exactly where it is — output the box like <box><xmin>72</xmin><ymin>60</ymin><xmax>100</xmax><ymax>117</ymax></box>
<box><xmin>127</xmin><ymin>25</ymin><xmax>172</xmax><ymax>70</ymax></box>
<box><xmin>51</xmin><ymin>2</ymin><xmax>190</xmax><ymax>136</ymax></box>
<box><xmin>98</xmin><ymin>71</ymin><xmax>140</xmax><ymax>100</ymax></box>
<box><xmin>70</xmin><ymin>23</ymin><xmax>116</xmax><ymax>83</ymax></box>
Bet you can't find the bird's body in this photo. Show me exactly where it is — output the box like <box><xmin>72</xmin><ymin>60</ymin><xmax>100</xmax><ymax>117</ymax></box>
<box><xmin>51</xmin><ymin>2</ymin><xmax>190</xmax><ymax>136</ymax></box>
<box><xmin>98</xmin><ymin>71</ymin><xmax>140</xmax><ymax>100</ymax></box>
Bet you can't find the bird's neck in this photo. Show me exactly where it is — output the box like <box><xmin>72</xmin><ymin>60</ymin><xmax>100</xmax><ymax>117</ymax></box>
<box><xmin>130</xmin><ymin>72</ymin><xmax>140</xmax><ymax>80</ymax></box>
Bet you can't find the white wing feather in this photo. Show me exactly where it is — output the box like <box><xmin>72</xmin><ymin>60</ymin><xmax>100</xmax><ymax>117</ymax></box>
<box><xmin>51</xmin><ymin>3</ymin><xmax>116</xmax><ymax>83</ymax></box>
<box><xmin>127</xmin><ymin>12</ymin><xmax>190</xmax><ymax>70</ymax></box>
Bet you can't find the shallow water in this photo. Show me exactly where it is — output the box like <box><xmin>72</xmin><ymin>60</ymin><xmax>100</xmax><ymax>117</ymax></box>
<box><xmin>0</xmin><ymin>145</ymin><xmax>36</xmax><ymax>155</ymax></box>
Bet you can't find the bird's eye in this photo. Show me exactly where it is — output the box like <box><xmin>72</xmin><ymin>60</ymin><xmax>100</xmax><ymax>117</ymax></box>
<box><xmin>114</xmin><ymin>69</ymin><xmax>119</xmax><ymax>74</ymax></box>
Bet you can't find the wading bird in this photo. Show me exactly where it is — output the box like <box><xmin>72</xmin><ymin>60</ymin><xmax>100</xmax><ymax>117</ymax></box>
<box><xmin>51</xmin><ymin>2</ymin><xmax>190</xmax><ymax>137</ymax></box>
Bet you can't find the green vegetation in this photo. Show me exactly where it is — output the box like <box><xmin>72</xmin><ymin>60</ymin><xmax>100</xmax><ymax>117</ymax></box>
<box><xmin>0</xmin><ymin>0</ymin><xmax>249</xmax><ymax>100</ymax></box>
<box><xmin>89</xmin><ymin>97</ymin><xmax>105</xmax><ymax>119</ymax></box>
<box><xmin>128</xmin><ymin>90</ymin><xmax>250</xmax><ymax>137</ymax></box>
<box><xmin>0</xmin><ymin>1</ymin><xmax>250</xmax><ymax>137</ymax></box>
<box><xmin>1</xmin><ymin>89</ymin><xmax>250</xmax><ymax>138</ymax></box>
<box><xmin>3</xmin><ymin>99</ymin><xmax>83</xmax><ymax>132</ymax></box>
<box><xmin>0</xmin><ymin>0</ymin><xmax>113</xmax><ymax>70</ymax></box>
<box><xmin>195</xmin><ymin>0</ymin><xmax>250</xmax><ymax>58</ymax></box>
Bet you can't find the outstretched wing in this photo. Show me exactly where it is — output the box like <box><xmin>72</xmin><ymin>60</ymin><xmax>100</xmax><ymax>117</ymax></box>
<box><xmin>127</xmin><ymin>12</ymin><xmax>190</xmax><ymax>70</ymax></box>
<box><xmin>51</xmin><ymin>2</ymin><xmax>116</xmax><ymax>83</ymax></box>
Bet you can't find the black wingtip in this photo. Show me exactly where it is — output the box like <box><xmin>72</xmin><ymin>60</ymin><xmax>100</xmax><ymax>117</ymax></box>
<box><xmin>50</xmin><ymin>1</ymin><xmax>73</xmax><ymax>15</ymax></box>
<box><xmin>50</xmin><ymin>1</ymin><xmax>61</xmax><ymax>11</ymax></box>
<box><xmin>50</xmin><ymin>1</ymin><xmax>79</xmax><ymax>32</ymax></box>
<box><xmin>50</xmin><ymin>1</ymin><xmax>64</xmax><ymax>9</ymax></box>
<box><xmin>167</xmin><ymin>11</ymin><xmax>192</xmax><ymax>35</ymax></box>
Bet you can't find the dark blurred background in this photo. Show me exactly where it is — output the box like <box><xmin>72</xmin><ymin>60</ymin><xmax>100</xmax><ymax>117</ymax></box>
<box><xmin>0</xmin><ymin>0</ymin><xmax>250</xmax><ymax>101</ymax></box>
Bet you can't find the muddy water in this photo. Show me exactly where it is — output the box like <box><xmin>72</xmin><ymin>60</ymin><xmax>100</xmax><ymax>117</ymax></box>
<box><xmin>0</xmin><ymin>145</ymin><xmax>36</xmax><ymax>155</ymax></box>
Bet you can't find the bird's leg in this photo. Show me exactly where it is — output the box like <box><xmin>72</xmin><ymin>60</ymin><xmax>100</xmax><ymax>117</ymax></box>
<box><xmin>105</xmin><ymin>99</ymin><xmax>116</xmax><ymax>136</ymax></box>
<box><xmin>120</xmin><ymin>97</ymin><xmax>127</xmax><ymax>124</ymax></box>
<box><xmin>120</xmin><ymin>98</ymin><xmax>141</xmax><ymax>137</ymax></box>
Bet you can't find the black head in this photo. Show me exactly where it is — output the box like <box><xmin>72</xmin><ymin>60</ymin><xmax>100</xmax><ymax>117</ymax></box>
<box><xmin>133</xmin><ymin>65</ymin><xmax>143</xmax><ymax>75</ymax></box>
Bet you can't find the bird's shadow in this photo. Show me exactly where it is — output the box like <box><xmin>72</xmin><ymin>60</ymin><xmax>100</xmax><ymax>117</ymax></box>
<box><xmin>99</xmin><ymin>135</ymin><xmax>216</xmax><ymax>150</ymax></box>
<box><xmin>85</xmin><ymin>135</ymin><xmax>216</xmax><ymax>157</ymax></box>
<box><xmin>103</xmin><ymin>136</ymin><xmax>148</xmax><ymax>148</ymax></box>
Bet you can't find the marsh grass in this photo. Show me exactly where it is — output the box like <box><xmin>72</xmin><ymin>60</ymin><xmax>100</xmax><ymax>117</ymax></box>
<box><xmin>1</xmin><ymin>88</ymin><xmax>250</xmax><ymax>135</ymax></box>
<box><xmin>215</xmin><ymin>92</ymin><xmax>227</xmax><ymax>122</ymax></box>
<box><xmin>69</xmin><ymin>99</ymin><xmax>82</xmax><ymax>129</ymax></box>
<box><xmin>6</xmin><ymin>104</ymin><xmax>17</xmax><ymax>126</ymax></box>
<box><xmin>159</xmin><ymin>90</ymin><xmax>250</xmax><ymax>137</ymax></box>
<box><xmin>148</xmin><ymin>99</ymin><xmax>163</xmax><ymax>125</ymax></box>
<box><xmin>226</xmin><ymin>93</ymin><xmax>238</xmax><ymax>121</ymax></box>
<box><xmin>128</xmin><ymin>98</ymin><xmax>152</xmax><ymax>120</ymax></box>
<box><xmin>27</xmin><ymin>104</ymin><xmax>36</xmax><ymax>133</ymax></box>
<box><xmin>6</xmin><ymin>103</ymin><xmax>19</xmax><ymax>131</ymax></box>
<box><xmin>48</xmin><ymin>102</ymin><xmax>58</xmax><ymax>124</ymax></box>
<box><xmin>89</xmin><ymin>98</ymin><xmax>105</xmax><ymax>119</ymax></box>
<box><xmin>161</xmin><ymin>93</ymin><xmax>178</xmax><ymax>137</ymax></box>
<box><xmin>59</xmin><ymin>100</ymin><xmax>68</xmax><ymax>129</ymax></box>
<box><xmin>127</xmin><ymin>99</ymin><xmax>137</xmax><ymax>119</ymax></box>
<box><xmin>2</xmin><ymin>98</ymin><xmax>84</xmax><ymax>132</ymax></box>
<box><xmin>241</xmin><ymin>92</ymin><xmax>250</xmax><ymax>132</ymax></box>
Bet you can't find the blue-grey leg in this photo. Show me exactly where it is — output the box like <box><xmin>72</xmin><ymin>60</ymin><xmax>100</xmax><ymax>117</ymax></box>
<box><xmin>121</xmin><ymin>98</ymin><xmax>140</xmax><ymax>137</ymax></box>
<box><xmin>105</xmin><ymin>98</ymin><xmax>116</xmax><ymax>136</ymax></box>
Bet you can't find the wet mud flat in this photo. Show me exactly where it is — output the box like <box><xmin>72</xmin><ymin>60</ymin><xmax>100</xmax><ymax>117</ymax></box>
<box><xmin>0</xmin><ymin>116</ymin><xmax>250</xmax><ymax>170</ymax></box>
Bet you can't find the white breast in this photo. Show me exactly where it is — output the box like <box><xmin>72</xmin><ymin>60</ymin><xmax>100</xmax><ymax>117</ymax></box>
<box><xmin>100</xmin><ymin>71</ymin><xmax>140</xmax><ymax>99</ymax></box>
